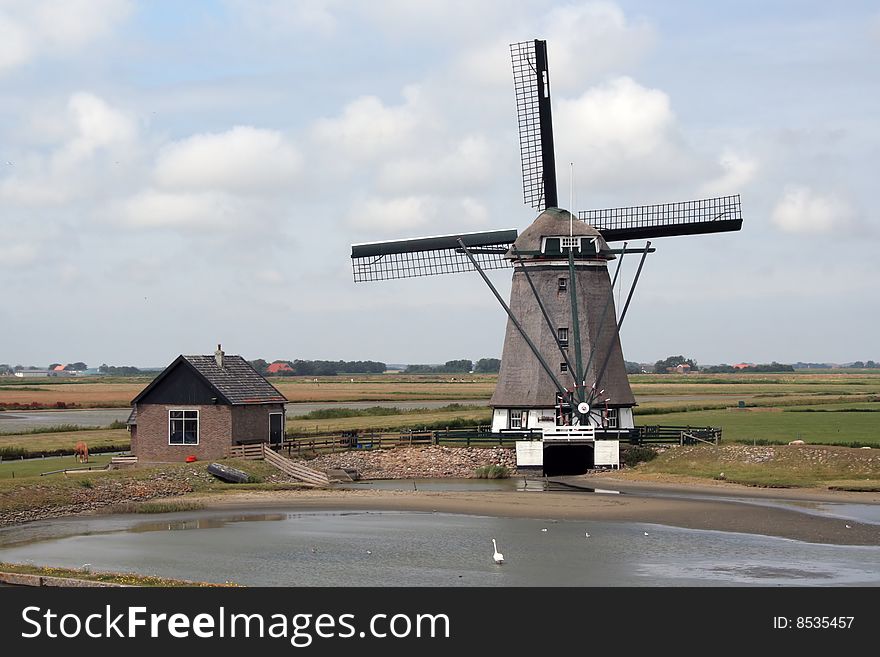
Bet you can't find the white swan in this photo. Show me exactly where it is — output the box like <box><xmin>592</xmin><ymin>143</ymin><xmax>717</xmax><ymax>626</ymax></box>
<box><xmin>492</xmin><ymin>538</ymin><xmax>504</xmax><ymax>564</ymax></box>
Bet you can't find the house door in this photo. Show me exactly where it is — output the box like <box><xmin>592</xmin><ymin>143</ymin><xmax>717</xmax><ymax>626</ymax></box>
<box><xmin>269</xmin><ymin>412</ymin><xmax>284</xmax><ymax>447</ymax></box>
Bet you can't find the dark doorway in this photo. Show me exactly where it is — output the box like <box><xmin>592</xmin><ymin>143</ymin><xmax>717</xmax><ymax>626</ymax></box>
<box><xmin>269</xmin><ymin>412</ymin><xmax>284</xmax><ymax>447</ymax></box>
<box><xmin>543</xmin><ymin>444</ymin><xmax>594</xmax><ymax>476</ymax></box>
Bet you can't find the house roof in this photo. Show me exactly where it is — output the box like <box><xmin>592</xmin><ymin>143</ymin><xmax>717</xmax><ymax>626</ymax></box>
<box><xmin>267</xmin><ymin>362</ymin><xmax>293</xmax><ymax>373</ymax></box>
<box><xmin>131</xmin><ymin>354</ymin><xmax>288</xmax><ymax>405</ymax></box>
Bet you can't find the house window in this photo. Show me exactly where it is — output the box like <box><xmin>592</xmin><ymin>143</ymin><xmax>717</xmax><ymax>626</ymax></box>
<box><xmin>508</xmin><ymin>409</ymin><xmax>527</xmax><ymax>430</ymax></box>
<box><xmin>558</xmin><ymin>277</ymin><xmax>567</xmax><ymax>292</ymax></box>
<box><xmin>169</xmin><ymin>410</ymin><xmax>199</xmax><ymax>445</ymax></box>
<box><xmin>558</xmin><ymin>327</ymin><xmax>569</xmax><ymax>346</ymax></box>
<box><xmin>560</xmin><ymin>362</ymin><xmax>568</xmax><ymax>372</ymax></box>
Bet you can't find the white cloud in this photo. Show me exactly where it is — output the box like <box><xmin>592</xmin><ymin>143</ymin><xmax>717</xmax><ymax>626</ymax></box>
<box><xmin>154</xmin><ymin>126</ymin><xmax>300</xmax><ymax>194</ymax></box>
<box><xmin>349</xmin><ymin>196</ymin><xmax>433</xmax><ymax>234</ymax></box>
<box><xmin>56</xmin><ymin>92</ymin><xmax>136</xmax><ymax>164</ymax></box>
<box><xmin>701</xmin><ymin>151</ymin><xmax>758</xmax><ymax>196</ymax></box>
<box><xmin>771</xmin><ymin>185</ymin><xmax>856</xmax><ymax>234</ymax></box>
<box><xmin>555</xmin><ymin>77</ymin><xmax>699</xmax><ymax>190</ymax></box>
<box><xmin>312</xmin><ymin>89</ymin><xmax>425</xmax><ymax>161</ymax></box>
<box><xmin>1</xmin><ymin>243</ymin><xmax>39</xmax><ymax>267</ymax></box>
<box><xmin>348</xmin><ymin>195</ymin><xmax>494</xmax><ymax>235</ymax></box>
<box><xmin>377</xmin><ymin>136</ymin><xmax>493</xmax><ymax>194</ymax></box>
<box><xmin>0</xmin><ymin>0</ymin><xmax>131</xmax><ymax>74</ymax></box>
<box><xmin>0</xmin><ymin>13</ymin><xmax>29</xmax><ymax>72</ymax></box>
<box><xmin>542</xmin><ymin>1</ymin><xmax>656</xmax><ymax>88</ymax></box>
<box><xmin>0</xmin><ymin>92</ymin><xmax>136</xmax><ymax>206</ymax></box>
<box><xmin>118</xmin><ymin>190</ymin><xmax>248</xmax><ymax>231</ymax></box>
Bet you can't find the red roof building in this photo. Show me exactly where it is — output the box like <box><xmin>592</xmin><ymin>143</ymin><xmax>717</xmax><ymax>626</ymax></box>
<box><xmin>266</xmin><ymin>362</ymin><xmax>294</xmax><ymax>374</ymax></box>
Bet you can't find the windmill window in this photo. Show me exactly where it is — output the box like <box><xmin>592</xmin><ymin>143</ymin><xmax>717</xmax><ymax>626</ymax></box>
<box><xmin>561</xmin><ymin>236</ymin><xmax>580</xmax><ymax>250</ymax></box>
<box><xmin>508</xmin><ymin>409</ymin><xmax>527</xmax><ymax>430</ymax></box>
<box><xmin>604</xmin><ymin>408</ymin><xmax>618</xmax><ymax>429</ymax></box>
<box><xmin>558</xmin><ymin>327</ymin><xmax>569</xmax><ymax>346</ymax></box>
<box><xmin>558</xmin><ymin>277</ymin><xmax>567</xmax><ymax>292</ymax></box>
<box><xmin>169</xmin><ymin>409</ymin><xmax>199</xmax><ymax>445</ymax></box>
<box><xmin>560</xmin><ymin>362</ymin><xmax>568</xmax><ymax>372</ymax></box>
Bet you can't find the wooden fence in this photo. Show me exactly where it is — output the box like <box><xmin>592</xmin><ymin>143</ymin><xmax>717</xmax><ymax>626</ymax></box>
<box><xmin>225</xmin><ymin>443</ymin><xmax>330</xmax><ymax>486</ymax></box>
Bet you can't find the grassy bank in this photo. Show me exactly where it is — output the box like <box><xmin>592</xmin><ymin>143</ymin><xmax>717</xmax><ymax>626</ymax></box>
<box><xmin>632</xmin><ymin>444</ymin><xmax>880</xmax><ymax>488</ymax></box>
<box><xmin>0</xmin><ymin>562</ymin><xmax>236</xmax><ymax>587</ymax></box>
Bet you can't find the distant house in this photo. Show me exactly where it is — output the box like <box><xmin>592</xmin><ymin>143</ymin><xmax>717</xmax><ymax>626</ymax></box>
<box><xmin>128</xmin><ymin>345</ymin><xmax>288</xmax><ymax>462</ymax></box>
<box><xmin>733</xmin><ymin>363</ymin><xmax>753</xmax><ymax>370</ymax></box>
<box><xmin>266</xmin><ymin>361</ymin><xmax>294</xmax><ymax>375</ymax></box>
<box><xmin>667</xmin><ymin>363</ymin><xmax>692</xmax><ymax>374</ymax></box>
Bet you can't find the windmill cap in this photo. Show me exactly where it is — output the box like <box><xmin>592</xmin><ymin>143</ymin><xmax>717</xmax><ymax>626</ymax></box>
<box><xmin>508</xmin><ymin>207</ymin><xmax>611</xmax><ymax>257</ymax></box>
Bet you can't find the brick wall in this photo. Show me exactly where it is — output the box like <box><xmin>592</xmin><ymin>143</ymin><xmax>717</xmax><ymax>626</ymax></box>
<box><xmin>132</xmin><ymin>403</ymin><xmax>233</xmax><ymax>462</ymax></box>
<box><xmin>232</xmin><ymin>403</ymin><xmax>285</xmax><ymax>443</ymax></box>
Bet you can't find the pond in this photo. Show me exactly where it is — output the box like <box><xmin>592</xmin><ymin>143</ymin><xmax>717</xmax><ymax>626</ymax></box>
<box><xmin>1</xmin><ymin>509</ymin><xmax>878</xmax><ymax>587</ymax></box>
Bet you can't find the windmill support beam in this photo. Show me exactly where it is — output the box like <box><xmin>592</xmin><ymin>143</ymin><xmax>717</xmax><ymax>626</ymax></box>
<box><xmin>594</xmin><ymin>242</ymin><xmax>651</xmax><ymax>394</ymax></box>
<box><xmin>511</xmin><ymin>246</ymin><xmax>577</xmax><ymax>381</ymax></box>
<box><xmin>579</xmin><ymin>242</ymin><xmax>628</xmax><ymax>385</ymax></box>
<box><xmin>457</xmin><ymin>238</ymin><xmax>567</xmax><ymax>397</ymax></box>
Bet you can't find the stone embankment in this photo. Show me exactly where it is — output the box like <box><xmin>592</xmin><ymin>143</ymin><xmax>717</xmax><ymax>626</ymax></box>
<box><xmin>299</xmin><ymin>445</ymin><xmax>517</xmax><ymax>479</ymax></box>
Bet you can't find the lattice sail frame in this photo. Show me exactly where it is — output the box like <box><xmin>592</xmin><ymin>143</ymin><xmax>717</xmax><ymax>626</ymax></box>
<box><xmin>351</xmin><ymin>230</ymin><xmax>517</xmax><ymax>282</ymax></box>
<box><xmin>511</xmin><ymin>40</ymin><xmax>557</xmax><ymax>211</ymax></box>
<box><xmin>579</xmin><ymin>195</ymin><xmax>743</xmax><ymax>242</ymax></box>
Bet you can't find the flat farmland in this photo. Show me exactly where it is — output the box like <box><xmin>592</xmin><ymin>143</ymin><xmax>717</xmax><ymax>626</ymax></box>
<box><xmin>0</xmin><ymin>375</ymin><xmax>497</xmax><ymax>408</ymax></box>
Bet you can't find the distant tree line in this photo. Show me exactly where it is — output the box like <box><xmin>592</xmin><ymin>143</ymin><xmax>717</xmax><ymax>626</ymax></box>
<box><xmin>848</xmin><ymin>360</ymin><xmax>878</xmax><ymax>368</ymax></box>
<box><xmin>653</xmin><ymin>355</ymin><xmax>699</xmax><ymax>374</ymax></box>
<box><xmin>401</xmin><ymin>358</ymin><xmax>501</xmax><ymax>374</ymax></box>
<box><xmin>249</xmin><ymin>359</ymin><xmax>387</xmax><ymax>376</ymax></box>
<box><xmin>625</xmin><ymin>360</ymin><xmax>643</xmax><ymax>374</ymax></box>
<box><xmin>702</xmin><ymin>362</ymin><xmax>795</xmax><ymax>373</ymax></box>
<box><xmin>98</xmin><ymin>364</ymin><xmax>144</xmax><ymax>375</ymax></box>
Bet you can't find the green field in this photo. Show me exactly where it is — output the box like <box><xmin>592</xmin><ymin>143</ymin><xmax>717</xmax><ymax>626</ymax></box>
<box><xmin>0</xmin><ymin>453</ymin><xmax>116</xmax><ymax>480</ymax></box>
<box><xmin>636</xmin><ymin>403</ymin><xmax>880</xmax><ymax>446</ymax></box>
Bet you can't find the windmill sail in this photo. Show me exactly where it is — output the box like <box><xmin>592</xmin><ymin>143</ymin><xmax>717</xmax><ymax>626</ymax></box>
<box><xmin>581</xmin><ymin>194</ymin><xmax>742</xmax><ymax>242</ymax></box>
<box><xmin>511</xmin><ymin>39</ymin><xmax>558</xmax><ymax>210</ymax></box>
<box><xmin>351</xmin><ymin>229</ymin><xmax>517</xmax><ymax>282</ymax></box>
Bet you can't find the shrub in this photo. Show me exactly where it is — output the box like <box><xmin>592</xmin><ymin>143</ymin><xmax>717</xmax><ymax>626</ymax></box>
<box><xmin>621</xmin><ymin>446</ymin><xmax>658</xmax><ymax>467</ymax></box>
<box><xmin>474</xmin><ymin>464</ymin><xmax>510</xmax><ymax>479</ymax></box>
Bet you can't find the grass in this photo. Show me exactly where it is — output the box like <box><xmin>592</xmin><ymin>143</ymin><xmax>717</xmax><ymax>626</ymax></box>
<box><xmin>636</xmin><ymin>404</ymin><xmax>880</xmax><ymax>446</ymax></box>
<box><xmin>0</xmin><ymin>428</ymin><xmax>130</xmax><ymax>458</ymax></box>
<box><xmin>474</xmin><ymin>464</ymin><xmax>510</xmax><ymax>479</ymax></box>
<box><xmin>633</xmin><ymin>443</ymin><xmax>880</xmax><ymax>488</ymax></box>
<box><xmin>0</xmin><ymin>453</ymin><xmax>116</xmax><ymax>480</ymax></box>
<box><xmin>0</xmin><ymin>423</ymin><xmax>102</xmax><ymax>436</ymax></box>
<box><xmin>105</xmin><ymin>500</ymin><xmax>206</xmax><ymax>514</ymax></box>
<box><xmin>0</xmin><ymin>562</ymin><xmax>235</xmax><ymax>587</ymax></box>
<box><xmin>287</xmin><ymin>406</ymin><xmax>492</xmax><ymax>434</ymax></box>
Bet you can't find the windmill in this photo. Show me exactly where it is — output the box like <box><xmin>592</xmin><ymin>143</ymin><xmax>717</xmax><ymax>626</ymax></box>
<box><xmin>351</xmin><ymin>39</ymin><xmax>742</xmax><ymax>469</ymax></box>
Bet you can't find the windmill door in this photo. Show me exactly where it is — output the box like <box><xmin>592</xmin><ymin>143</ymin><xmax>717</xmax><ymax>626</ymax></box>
<box><xmin>269</xmin><ymin>412</ymin><xmax>284</xmax><ymax>447</ymax></box>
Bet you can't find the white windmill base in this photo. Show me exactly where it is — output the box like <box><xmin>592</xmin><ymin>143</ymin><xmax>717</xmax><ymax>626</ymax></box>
<box><xmin>515</xmin><ymin>432</ymin><xmax>620</xmax><ymax>473</ymax></box>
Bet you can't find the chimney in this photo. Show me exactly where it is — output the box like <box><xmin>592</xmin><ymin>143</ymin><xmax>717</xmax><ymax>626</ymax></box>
<box><xmin>215</xmin><ymin>344</ymin><xmax>224</xmax><ymax>368</ymax></box>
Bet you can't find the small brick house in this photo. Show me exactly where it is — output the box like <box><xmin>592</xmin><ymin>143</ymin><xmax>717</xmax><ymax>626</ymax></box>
<box><xmin>128</xmin><ymin>346</ymin><xmax>288</xmax><ymax>462</ymax></box>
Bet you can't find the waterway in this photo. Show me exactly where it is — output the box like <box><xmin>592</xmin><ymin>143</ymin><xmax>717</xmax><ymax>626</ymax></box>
<box><xmin>1</xmin><ymin>507</ymin><xmax>878</xmax><ymax>587</ymax></box>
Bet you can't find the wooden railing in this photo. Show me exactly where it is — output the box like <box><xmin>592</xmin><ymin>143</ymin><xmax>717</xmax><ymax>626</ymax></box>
<box><xmin>226</xmin><ymin>443</ymin><xmax>265</xmax><ymax>460</ymax></box>
<box><xmin>262</xmin><ymin>445</ymin><xmax>330</xmax><ymax>487</ymax></box>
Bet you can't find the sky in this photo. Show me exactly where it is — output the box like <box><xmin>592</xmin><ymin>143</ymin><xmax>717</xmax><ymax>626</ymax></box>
<box><xmin>1</xmin><ymin>0</ymin><xmax>878</xmax><ymax>368</ymax></box>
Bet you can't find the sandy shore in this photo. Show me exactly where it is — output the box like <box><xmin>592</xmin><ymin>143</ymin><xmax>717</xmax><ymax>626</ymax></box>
<box><xmin>179</xmin><ymin>478</ymin><xmax>880</xmax><ymax>547</ymax></box>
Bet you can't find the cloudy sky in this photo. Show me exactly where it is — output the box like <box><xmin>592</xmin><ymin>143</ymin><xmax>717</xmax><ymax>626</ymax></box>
<box><xmin>1</xmin><ymin>0</ymin><xmax>878</xmax><ymax>368</ymax></box>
